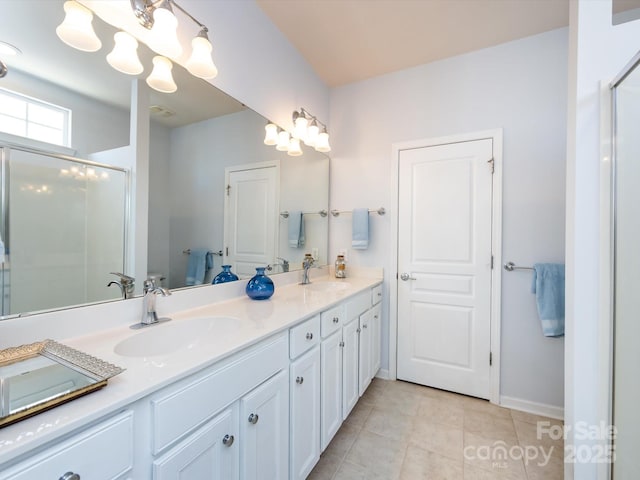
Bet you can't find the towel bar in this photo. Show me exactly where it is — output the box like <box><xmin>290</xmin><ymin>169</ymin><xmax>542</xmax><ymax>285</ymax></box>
<box><xmin>330</xmin><ymin>207</ymin><xmax>386</xmax><ymax>217</ymax></box>
<box><xmin>504</xmin><ymin>261</ymin><xmax>533</xmax><ymax>271</ymax></box>
<box><xmin>280</xmin><ymin>210</ymin><xmax>328</xmax><ymax>218</ymax></box>
<box><xmin>183</xmin><ymin>249</ymin><xmax>223</xmax><ymax>256</ymax></box>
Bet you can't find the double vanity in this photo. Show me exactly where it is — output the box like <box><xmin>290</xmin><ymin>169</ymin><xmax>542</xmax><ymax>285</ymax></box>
<box><xmin>0</xmin><ymin>268</ymin><xmax>382</xmax><ymax>480</ymax></box>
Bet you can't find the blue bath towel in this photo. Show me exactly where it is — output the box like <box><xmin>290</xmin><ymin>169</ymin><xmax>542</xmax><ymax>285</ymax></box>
<box><xmin>185</xmin><ymin>248</ymin><xmax>213</xmax><ymax>286</ymax></box>
<box><xmin>352</xmin><ymin>208</ymin><xmax>369</xmax><ymax>250</ymax></box>
<box><xmin>288</xmin><ymin>211</ymin><xmax>305</xmax><ymax>248</ymax></box>
<box><xmin>531</xmin><ymin>263</ymin><xmax>565</xmax><ymax>337</ymax></box>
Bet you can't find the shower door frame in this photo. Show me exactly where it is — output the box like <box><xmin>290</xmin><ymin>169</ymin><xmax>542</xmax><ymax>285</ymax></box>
<box><xmin>0</xmin><ymin>143</ymin><xmax>131</xmax><ymax>319</ymax></box>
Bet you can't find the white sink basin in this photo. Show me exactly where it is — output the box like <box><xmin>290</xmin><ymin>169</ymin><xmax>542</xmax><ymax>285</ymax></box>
<box><xmin>114</xmin><ymin>316</ymin><xmax>240</xmax><ymax>357</ymax></box>
<box><xmin>304</xmin><ymin>281</ymin><xmax>351</xmax><ymax>292</ymax></box>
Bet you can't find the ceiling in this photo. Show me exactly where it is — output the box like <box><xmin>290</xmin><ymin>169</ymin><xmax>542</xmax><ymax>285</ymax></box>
<box><xmin>256</xmin><ymin>0</ymin><xmax>640</xmax><ymax>87</ymax></box>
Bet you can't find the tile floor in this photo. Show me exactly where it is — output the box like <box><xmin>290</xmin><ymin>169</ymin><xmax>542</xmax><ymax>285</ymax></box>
<box><xmin>308</xmin><ymin>379</ymin><xmax>564</xmax><ymax>480</ymax></box>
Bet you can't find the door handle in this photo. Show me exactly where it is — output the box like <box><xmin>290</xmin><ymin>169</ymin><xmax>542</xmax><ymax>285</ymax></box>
<box><xmin>400</xmin><ymin>273</ymin><xmax>416</xmax><ymax>281</ymax></box>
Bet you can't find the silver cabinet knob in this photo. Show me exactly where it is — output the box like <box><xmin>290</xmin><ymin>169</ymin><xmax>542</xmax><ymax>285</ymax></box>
<box><xmin>296</xmin><ymin>376</ymin><xmax>304</xmax><ymax>384</ymax></box>
<box><xmin>59</xmin><ymin>473</ymin><xmax>80</xmax><ymax>480</ymax></box>
<box><xmin>363</xmin><ymin>323</ymin><xmax>368</xmax><ymax>329</ymax></box>
<box><xmin>248</xmin><ymin>413</ymin><xmax>259</xmax><ymax>424</ymax></box>
<box><xmin>357</xmin><ymin>327</ymin><xmax>361</xmax><ymax>333</ymax></box>
<box><xmin>305</xmin><ymin>332</ymin><xmax>313</xmax><ymax>340</ymax></box>
<box><xmin>377</xmin><ymin>292</ymin><xmax>382</xmax><ymax>297</ymax></box>
<box><xmin>222</xmin><ymin>434</ymin><xmax>234</xmax><ymax>446</ymax></box>
<box><xmin>339</xmin><ymin>341</ymin><xmax>345</xmax><ymax>347</ymax></box>
<box><xmin>400</xmin><ymin>273</ymin><xmax>417</xmax><ymax>281</ymax></box>
<box><xmin>332</xmin><ymin>317</ymin><xmax>339</xmax><ymax>324</ymax></box>
<box><xmin>374</xmin><ymin>315</ymin><xmax>379</xmax><ymax>319</ymax></box>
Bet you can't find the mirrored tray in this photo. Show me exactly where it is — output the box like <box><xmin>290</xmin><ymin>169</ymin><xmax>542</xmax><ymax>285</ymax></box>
<box><xmin>0</xmin><ymin>340</ymin><xmax>124</xmax><ymax>428</ymax></box>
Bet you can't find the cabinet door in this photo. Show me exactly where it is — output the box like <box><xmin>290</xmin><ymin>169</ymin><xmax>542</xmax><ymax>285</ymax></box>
<box><xmin>290</xmin><ymin>346</ymin><xmax>321</xmax><ymax>480</ymax></box>
<box><xmin>371</xmin><ymin>303</ymin><xmax>381</xmax><ymax>377</ymax></box>
<box><xmin>154</xmin><ymin>407</ymin><xmax>238</xmax><ymax>480</ymax></box>
<box><xmin>240</xmin><ymin>369</ymin><xmax>289</xmax><ymax>480</ymax></box>
<box><xmin>358</xmin><ymin>309</ymin><xmax>373</xmax><ymax>396</ymax></box>
<box><xmin>342</xmin><ymin>318</ymin><xmax>360</xmax><ymax>420</ymax></box>
<box><xmin>320</xmin><ymin>330</ymin><xmax>342</xmax><ymax>450</ymax></box>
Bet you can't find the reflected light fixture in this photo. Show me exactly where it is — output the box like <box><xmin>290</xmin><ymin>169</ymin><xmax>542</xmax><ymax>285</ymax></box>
<box><xmin>263</xmin><ymin>122</ymin><xmax>279</xmax><ymax>146</ymax></box>
<box><xmin>107</xmin><ymin>31</ymin><xmax>143</xmax><ymax>75</ymax></box>
<box><xmin>276</xmin><ymin>130</ymin><xmax>290</xmax><ymax>151</ymax></box>
<box><xmin>146</xmin><ymin>56</ymin><xmax>177</xmax><ymax>93</ymax></box>
<box><xmin>56</xmin><ymin>0</ymin><xmax>102</xmax><ymax>52</ymax></box>
<box><xmin>186</xmin><ymin>28</ymin><xmax>218</xmax><ymax>79</ymax></box>
<box><xmin>287</xmin><ymin>137</ymin><xmax>303</xmax><ymax>157</ymax></box>
<box><xmin>0</xmin><ymin>41</ymin><xmax>21</xmax><ymax>79</ymax></box>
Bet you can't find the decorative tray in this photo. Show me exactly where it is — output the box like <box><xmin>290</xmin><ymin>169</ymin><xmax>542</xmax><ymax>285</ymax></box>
<box><xmin>0</xmin><ymin>339</ymin><xmax>124</xmax><ymax>428</ymax></box>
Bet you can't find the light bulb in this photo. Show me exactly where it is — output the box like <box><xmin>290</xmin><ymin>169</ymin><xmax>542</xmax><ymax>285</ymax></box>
<box><xmin>264</xmin><ymin>123</ymin><xmax>279</xmax><ymax>146</ymax></box>
<box><xmin>56</xmin><ymin>0</ymin><xmax>102</xmax><ymax>52</ymax></box>
<box><xmin>294</xmin><ymin>114</ymin><xmax>309</xmax><ymax>141</ymax></box>
<box><xmin>107</xmin><ymin>31</ymin><xmax>143</xmax><ymax>75</ymax></box>
<box><xmin>288</xmin><ymin>137</ymin><xmax>303</xmax><ymax>156</ymax></box>
<box><xmin>304</xmin><ymin>119</ymin><xmax>319</xmax><ymax>147</ymax></box>
<box><xmin>276</xmin><ymin>131</ymin><xmax>290</xmax><ymax>151</ymax></box>
<box><xmin>315</xmin><ymin>130</ymin><xmax>331</xmax><ymax>153</ymax></box>
<box><xmin>150</xmin><ymin>5</ymin><xmax>182</xmax><ymax>59</ymax></box>
<box><xmin>146</xmin><ymin>56</ymin><xmax>177</xmax><ymax>93</ymax></box>
<box><xmin>186</xmin><ymin>32</ymin><xmax>218</xmax><ymax>79</ymax></box>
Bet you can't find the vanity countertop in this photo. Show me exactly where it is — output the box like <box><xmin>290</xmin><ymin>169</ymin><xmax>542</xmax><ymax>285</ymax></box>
<box><xmin>0</xmin><ymin>273</ymin><xmax>382</xmax><ymax>465</ymax></box>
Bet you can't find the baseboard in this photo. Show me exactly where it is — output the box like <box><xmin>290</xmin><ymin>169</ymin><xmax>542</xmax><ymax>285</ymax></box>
<box><xmin>375</xmin><ymin>369</ymin><xmax>390</xmax><ymax>380</ymax></box>
<box><xmin>500</xmin><ymin>395</ymin><xmax>564</xmax><ymax>420</ymax></box>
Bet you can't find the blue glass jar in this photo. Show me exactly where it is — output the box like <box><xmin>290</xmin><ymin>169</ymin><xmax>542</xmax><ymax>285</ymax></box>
<box><xmin>245</xmin><ymin>267</ymin><xmax>274</xmax><ymax>300</ymax></box>
<box><xmin>212</xmin><ymin>265</ymin><xmax>239</xmax><ymax>284</ymax></box>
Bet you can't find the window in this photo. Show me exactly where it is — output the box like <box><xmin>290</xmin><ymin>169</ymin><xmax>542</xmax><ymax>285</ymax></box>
<box><xmin>0</xmin><ymin>88</ymin><xmax>71</xmax><ymax>147</ymax></box>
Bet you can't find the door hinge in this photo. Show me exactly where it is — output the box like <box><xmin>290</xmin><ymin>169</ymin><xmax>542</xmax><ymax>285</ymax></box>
<box><xmin>225</xmin><ymin>247</ymin><xmax>229</xmax><ymax>256</ymax></box>
<box><xmin>226</xmin><ymin>184</ymin><xmax>231</xmax><ymax>196</ymax></box>
<box><xmin>487</xmin><ymin>157</ymin><xmax>495</xmax><ymax>174</ymax></box>
<box><xmin>491</xmin><ymin>255</ymin><xmax>494</xmax><ymax>269</ymax></box>
<box><xmin>490</xmin><ymin>351</ymin><xmax>493</xmax><ymax>366</ymax></box>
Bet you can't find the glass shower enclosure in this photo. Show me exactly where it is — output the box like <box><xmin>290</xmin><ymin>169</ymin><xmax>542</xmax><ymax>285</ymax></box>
<box><xmin>0</xmin><ymin>146</ymin><xmax>129</xmax><ymax>317</ymax></box>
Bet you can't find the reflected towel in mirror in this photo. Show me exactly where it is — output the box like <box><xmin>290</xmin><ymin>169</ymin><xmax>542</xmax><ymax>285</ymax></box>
<box><xmin>288</xmin><ymin>211</ymin><xmax>305</xmax><ymax>248</ymax></box>
<box><xmin>185</xmin><ymin>248</ymin><xmax>213</xmax><ymax>286</ymax></box>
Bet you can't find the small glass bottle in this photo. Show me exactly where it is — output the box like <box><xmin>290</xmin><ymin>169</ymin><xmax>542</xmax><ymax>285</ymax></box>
<box><xmin>335</xmin><ymin>255</ymin><xmax>346</xmax><ymax>278</ymax></box>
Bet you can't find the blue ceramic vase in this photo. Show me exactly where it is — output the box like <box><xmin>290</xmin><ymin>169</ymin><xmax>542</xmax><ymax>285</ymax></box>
<box><xmin>246</xmin><ymin>267</ymin><xmax>274</xmax><ymax>300</ymax></box>
<box><xmin>212</xmin><ymin>265</ymin><xmax>239</xmax><ymax>284</ymax></box>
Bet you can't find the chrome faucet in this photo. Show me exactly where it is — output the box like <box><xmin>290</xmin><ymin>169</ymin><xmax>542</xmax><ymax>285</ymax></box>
<box><xmin>301</xmin><ymin>254</ymin><xmax>314</xmax><ymax>285</ymax></box>
<box><xmin>131</xmin><ymin>279</ymin><xmax>172</xmax><ymax>329</ymax></box>
<box><xmin>108</xmin><ymin>272</ymin><xmax>135</xmax><ymax>299</ymax></box>
<box><xmin>267</xmin><ymin>257</ymin><xmax>290</xmax><ymax>273</ymax></box>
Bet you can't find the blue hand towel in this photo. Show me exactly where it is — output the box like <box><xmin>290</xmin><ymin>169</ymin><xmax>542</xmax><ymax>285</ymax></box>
<box><xmin>185</xmin><ymin>248</ymin><xmax>213</xmax><ymax>286</ymax></box>
<box><xmin>288</xmin><ymin>211</ymin><xmax>305</xmax><ymax>248</ymax></box>
<box><xmin>352</xmin><ymin>208</ymin><xmax>369</xmax><ymax>250</ymax></box>
<box><xmin>531</xmin><ymin>263</ymin><xmax>565</xmax><ymax>337</ymax></box>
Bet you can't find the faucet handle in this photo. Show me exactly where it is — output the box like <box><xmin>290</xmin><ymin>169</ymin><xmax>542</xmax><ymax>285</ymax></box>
<box><xmin>110</xmin><ymin>272</ymin><xmax>135</xmax><ymax>284</ymax></box>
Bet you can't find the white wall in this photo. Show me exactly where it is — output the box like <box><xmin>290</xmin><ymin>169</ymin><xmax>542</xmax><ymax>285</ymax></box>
<box><xmin>330</xmin><ymin>29</ymin><xmax>568</xmax><ymax>409</ymax></box>
<box><xmin>565</xmin><ymin>1</ymin><xmax>640</xmax><ymax>478</ymax></box>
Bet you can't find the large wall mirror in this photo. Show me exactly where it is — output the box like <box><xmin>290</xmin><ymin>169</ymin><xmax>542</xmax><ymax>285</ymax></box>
<box><xmin>0</xmin><ymin>1</ymin><xmax>329</xmax><ymax>318</ymax></box>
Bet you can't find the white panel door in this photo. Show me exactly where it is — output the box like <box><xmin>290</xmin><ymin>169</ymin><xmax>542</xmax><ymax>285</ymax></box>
<box><xmin>358</xmin><ymin>309</ymin><xmax>373</xmax><ymax>397</ymax></box>
<box><xmin>342</xmin><ymin>318</ymin><xmax>360</xmax><ymax>420</ymax></box>
<box><xmin>397</xmin><ymin>138</ymin><xmax>493</xmax><ymax>399</ymax></box>
<box><xmin>320</xmin><ymin>330</ymin><xmax>342</xmax><ymax>450</ymax></box>
<box><xmin>225</xmin><ymin>164</ymin><xmax>278</xmax><ymax>278</ymax></box>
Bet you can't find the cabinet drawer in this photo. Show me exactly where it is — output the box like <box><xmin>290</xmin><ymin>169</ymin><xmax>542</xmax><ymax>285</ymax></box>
<box><xmin>290</xmin><ymin>315</ymin><xmax>320</xmax><ymax>359</ymax></box>
<box><xmin>0</xmin><ymin>411</ymin><xmax>133</xmax><ymax>480</ymax></box>
<box><xmin>345</xmin><ymin>290</ymin><xmax>371</xmax><ymax>321</ymax></box>
<box><xmin>371</xmin><ymin>284</ymin><xmax>382</xmax><ymax>305</ymax></box>
<box><xmin>151</xmin><ymin>333</ymin><xmax>288</xmax><ymax>454</ymax></box>
<box><xmin>320</xmin><ymin>304</ymin><xmax>345</xmax><ymax>338</ymax></box>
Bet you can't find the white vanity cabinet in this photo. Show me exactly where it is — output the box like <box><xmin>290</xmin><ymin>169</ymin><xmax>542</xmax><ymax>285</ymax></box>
<box><xmin>289</xmin><ymin>316</ymin><xmax>321</xmax><ymax>480</ymax></box>
<box><xmin>0</xmin><ymin>410</ymin><xmax>134</xmax><ymax>480</ymax></box>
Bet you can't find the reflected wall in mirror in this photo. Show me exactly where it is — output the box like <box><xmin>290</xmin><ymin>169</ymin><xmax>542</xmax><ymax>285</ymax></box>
<box><xmin>0</xmin><ymin>1</ymin><xmax>329</xmax><ymax>317</ymax></box>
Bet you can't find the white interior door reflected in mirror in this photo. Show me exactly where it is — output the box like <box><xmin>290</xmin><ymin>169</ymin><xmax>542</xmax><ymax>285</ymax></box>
<box><xmin>224</xmin><ymin>162</ymin><xmax>279</xmax><ymax>279</ymax></box>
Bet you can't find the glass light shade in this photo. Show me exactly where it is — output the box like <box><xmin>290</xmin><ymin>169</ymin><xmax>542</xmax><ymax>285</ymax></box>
<box><xmin>56</xmin><ymin>0</ymin><xmax>102</xmax><ymax>52</ymax></box>
<box><xmin>186</xmin><ymin>35</ymin><xmax>218</xmax><ymax>79</ymax></box>
<box><xmin>294</xmin><ymin>115</ymin><xmax>309</xmax><ymax>141</ymax></box>
<box><xmin>288</xmin><ymin>137</ymin><xmax>303</xmax><ymax>156</ymax></box>
<box><xmin>150</xmin><ymin>6</ymin><xmax>182</xmax><ymax>59</ymax></box>
<box><xmin>315</xmin><ymin>131</ymin><xmax>331</xmax><ymax>153</ymax></box>
<box><xmin>146</xmin><ymin>56</ymin><xmax>177</xmax><ymax>93</ymax></box>
<box><xmin>264</xmin><ymin>123</ymin><xmax>279</xmax><ymax>146</ymax></box>
<box><xmin>304</xmin><ymin>121</ymin><xmax>319</xmax><ymax>147</ymax></box>
<box><xmin>276</xmin><ymin>131</ymin><xmax>290</xmax><ymax>151</ymax></box>
<box><xmin>107</xmin><ymin>32</ymin><xmax>143</xmax><ymax>75</ymax></box>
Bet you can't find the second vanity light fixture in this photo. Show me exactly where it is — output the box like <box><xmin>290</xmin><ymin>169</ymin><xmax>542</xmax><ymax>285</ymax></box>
<box><xmin>264</xmin><ymin>108</ymin><xmax>331</xmax><ymax>156</ymax></box>
<box><xmin>56</xmin><ymin>0</ymin><xmax>218</xmax><ymax>94</ymax></box>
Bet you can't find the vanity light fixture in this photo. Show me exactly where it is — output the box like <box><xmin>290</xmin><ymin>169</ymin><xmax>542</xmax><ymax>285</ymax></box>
<box><xmin>263</xmin><ymin>122</ymin><xmax>279</xmax><ymax>146</ymax></box>
<box><xmin>292</xmin><ymin>108</ymin><xmax>331</xmax><ymax>153</ymax></box>
<box><xmin>276</xmin><ymin>130</ymin><xmax>290</xmax><ymax>151</ymax></box>
<box><xmin>56</xmin><ymin>0</ymin><xmax>218</xmax><ymax>93</ymax></box>
<box><xmin>56</xmin><ymin>0</ymin><xmax>102</xmax><ymax>52</ymax></box>
<box><xmin>0</xmin><ymin>41</ymin><xmax>21</xmax><ymax>79</ymax></box>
